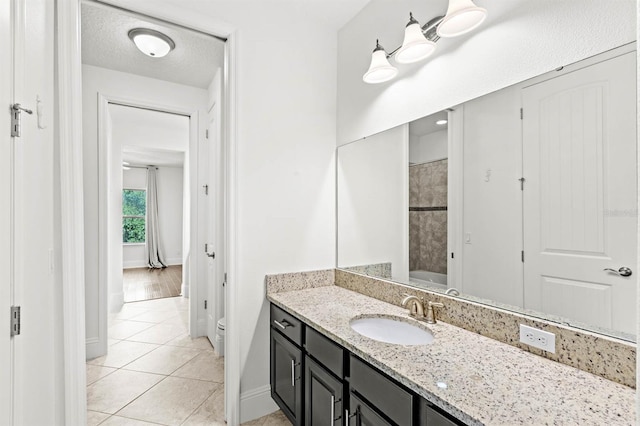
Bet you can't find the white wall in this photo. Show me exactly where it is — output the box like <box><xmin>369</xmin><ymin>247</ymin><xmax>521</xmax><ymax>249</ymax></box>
<box><xmin>338</xmin><ymin>124</ymin><xmax>409</xmax><ymax>282</ymax></box>
<box><xmin>337</xmin><ymin>0</ymin><xmax>636</xmax><ymax>144</ymax></box>
<box><xmin>122</xmin><ymin>167</ymin><xmax>184</xmax><ymax>268</ymax></box>
<box><xmin>409</xmin><ymin>129</ymin><xmax>447</xmax><ymax>164</ymax></box>
<box><xmin>82</xmin><ymin>64</ymin><xmax>208</xmax><ymax>358</ymax></box>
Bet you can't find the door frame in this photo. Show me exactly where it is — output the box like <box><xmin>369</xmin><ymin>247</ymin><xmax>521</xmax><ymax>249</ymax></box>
<box><xmin>56</xmin><ymin>1</ymin><xmax>240</xmax><ymax>425</ymax></box>
<box><xmin>96</xmin><ymin>93</ymin><xmax>198</xmax><ymax>349</ymax></box>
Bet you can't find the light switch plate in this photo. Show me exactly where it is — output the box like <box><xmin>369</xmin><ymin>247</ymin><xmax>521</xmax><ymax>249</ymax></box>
<box><xmin>519</xmin><ymin>324</ymin><xmax>556</xmax><ymax>353</ymax></box>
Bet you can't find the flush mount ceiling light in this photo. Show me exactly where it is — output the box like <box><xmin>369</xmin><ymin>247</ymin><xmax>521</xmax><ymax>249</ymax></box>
<box><xmin>436</xmin><ymin>119</ymin><xmax>448</xmax><ymax>125</ymax></box>
<box><xmin>128</xmin><ymin>28</ymin><xmax>175</xmax><ymax>58</ymax></box>
<box><xmin>363</xmin><ymin>1</ymin><xmax>487</xmax><ymax>84</ymax></box>
<box><xmin>363</xmin><ymin>40</ymin><xmax>399</xmax><ymax>84</ymax></box>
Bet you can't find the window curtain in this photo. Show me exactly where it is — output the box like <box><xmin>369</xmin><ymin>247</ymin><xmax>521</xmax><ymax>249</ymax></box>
<box><xmin>146</xmin><ymin>167</ymin><xmax>166</xmax><ymax>269</ymax></box>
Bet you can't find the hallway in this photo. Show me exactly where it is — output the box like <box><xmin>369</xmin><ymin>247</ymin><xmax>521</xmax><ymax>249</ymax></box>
<box><xmin>86</xmin><ymin>296</ymin><xmax>289</xmax><ymax>425</ymax></box>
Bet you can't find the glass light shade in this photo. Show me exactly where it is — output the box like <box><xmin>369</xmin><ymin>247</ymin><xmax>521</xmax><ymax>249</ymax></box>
<box><xmin>437</xmin><ymin>0</ymin><xmax>487</xmax><ymax>38</ymax></box>
<box><xmin>363</xmin><ymin>49</ymin><xmax>398</xmax><ymax>84</ymax></box>
<box><xmin>128</xmin><ymin>29</ymin><xmax>175</xmax><ymax>58</ymax></box>
<box><xmin>395</xmin><ymin>23</ymin><xmax>436</xmax><ymax>64</ymax></box>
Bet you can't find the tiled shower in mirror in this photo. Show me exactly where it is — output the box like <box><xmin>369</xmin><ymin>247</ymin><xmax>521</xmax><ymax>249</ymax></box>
<box><xmin>408</xmin><ymin>112</ymin><xmax>448</xmax><ymax>289</ymax></box>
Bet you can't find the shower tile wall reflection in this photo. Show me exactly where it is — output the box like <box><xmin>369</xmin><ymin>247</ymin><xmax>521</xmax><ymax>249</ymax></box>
<box><xmin>409</xmin><ymin>159</ymin><xmax>448</xmax><ymax>274</ymax></box>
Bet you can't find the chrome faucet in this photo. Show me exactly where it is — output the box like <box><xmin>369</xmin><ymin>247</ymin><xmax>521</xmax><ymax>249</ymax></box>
<box><xmin>401</xmin><ymin>294</ymin><xmax>425</xmax><ymax>319</ymax></box>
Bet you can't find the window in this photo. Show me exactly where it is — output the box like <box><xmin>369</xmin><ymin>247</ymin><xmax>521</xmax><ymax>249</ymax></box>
<box><xmin>122</xmin><ymin>189</ymin><xmax>146</xmax><ymax>243</ymax></box>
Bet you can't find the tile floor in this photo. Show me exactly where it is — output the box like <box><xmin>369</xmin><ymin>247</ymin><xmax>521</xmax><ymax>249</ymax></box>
<box><xmin>87</xmin><ymin>295</ymin><xmax>290</xmax><ymax>426</ymax></box>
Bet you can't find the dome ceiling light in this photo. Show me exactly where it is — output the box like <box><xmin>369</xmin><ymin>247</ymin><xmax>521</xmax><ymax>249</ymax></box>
<box><xmin>128</xmin><ymin>28</ymin><xmax>176</xmax><ymax>58</ymax></box>
<box><xmin>363</xmin><ymin>0</ymin><xmax>487</xmax><ymax>84</ymax></box>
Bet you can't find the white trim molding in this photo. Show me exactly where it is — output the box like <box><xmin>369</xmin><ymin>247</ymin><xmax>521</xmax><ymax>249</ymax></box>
<box><xmin>239</xmin><ymin>385</ymin><xmax>279</xmax><ymax>424</ymax></box>
<box><xmin>56</xmin><ymin>0</ymin><xmax>88</xmax><ymax>424</ymax></box>
<box><xmin>223</xmin><ymin>30</ymin><xmax>240</xmax><ymax>426</ymax></box>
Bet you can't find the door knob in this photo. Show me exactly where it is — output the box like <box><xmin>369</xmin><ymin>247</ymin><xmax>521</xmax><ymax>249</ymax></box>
<box><xmin>604</xmin><ymin>267</ymin><xmax>632</xmax><ymax>277</ymax></box>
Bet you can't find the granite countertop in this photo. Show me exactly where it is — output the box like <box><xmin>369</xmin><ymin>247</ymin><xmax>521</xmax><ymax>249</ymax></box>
<box><xmin>267</xmin><ymin>285</ymin><xmax>635</xmax><ymax>426</ymax></box>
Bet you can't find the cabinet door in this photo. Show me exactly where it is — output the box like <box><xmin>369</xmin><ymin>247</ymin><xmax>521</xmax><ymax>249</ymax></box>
<box><xmin>348</xmin><ymin>391</ymin><xmax>393</xmax><ymax>426</ymax></box>
<box><xmin>305</xmin><ymin>356</ymin><xmax>343</xmax><ymax>426</ymax></box>
<box><xmin>421</xmin><ymin>399</ymin><xmax>465</xmax><ymax>426</ymax></box>
<box><xmin>271</xmin><ymin>329</ymin><xmax>303</xmax><ymax>425</ymax></box>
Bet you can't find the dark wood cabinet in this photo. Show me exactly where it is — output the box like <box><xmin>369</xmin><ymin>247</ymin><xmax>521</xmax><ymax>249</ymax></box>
<box><xmin>348</xmin><ymin>391</ymin><xmax>393</xmax><ymax>426</ymax></box>
<box><xmin>420</xmin><ymin>400</ymin><xmax>465</xmax><ymax>426</ymax></box>
<box><xmin>271</xmin><ymin>328</ymin><xmax>303</xmax><ymax>425</ymax></box>
<box><xmin>305</xmin><ymin>356</ymin><xmax>344</xmax><ymax>426</ymax></box>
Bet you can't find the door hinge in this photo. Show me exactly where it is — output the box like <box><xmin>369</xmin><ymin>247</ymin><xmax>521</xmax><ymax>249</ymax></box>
<box><xmin>204</xmin><ymin>300</ymin><xmax>207</xmax><ymax>309</ymax></box>
<box><xmin>521</xmin><ymin>250</ymin><xmax>525</xmax><ymax>262</ymax></box>
<box><xmin>519</xmin><ymin>177</ymin><xmax>525</xmax><ymax>190</ymax></box>
<box><xmin>10</xmin><ymin>306</ymin><xmax>21</xmax><ymax>336</ymax></box>
<box><xmin>206</xmin><ymin>129</ymin><xmax>209</xmax><ymax>139</ymax></box>
<box><xmin>520</xmin><ymin>108</ymin><xmax>523</xmax><ymax>120</ymax></box>
<box><xmin>11</xmin><ymin>103</ymin><xmax>33</xmax><ymax>137</ymax></box>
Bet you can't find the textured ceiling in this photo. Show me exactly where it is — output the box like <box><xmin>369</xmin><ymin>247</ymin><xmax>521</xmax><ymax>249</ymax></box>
<box><xmin>409</xmin><ymin>110</ymin><xmax>448</xmax><ymax>137</ymax></box>
<box><xmin>81</xmin><ymin>2</ymin><xmax>225</xmax><ymax>88</ymax></box>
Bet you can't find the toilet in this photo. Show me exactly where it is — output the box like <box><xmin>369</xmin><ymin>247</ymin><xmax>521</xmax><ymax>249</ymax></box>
<box><xmin>215</xmin><ymin>317</ymin><xmax>225</xmax><ymax>357</ymax></box>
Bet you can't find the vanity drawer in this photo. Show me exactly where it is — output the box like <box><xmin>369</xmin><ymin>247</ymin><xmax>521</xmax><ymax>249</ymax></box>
<box><xmin>270</xmin><ymin>304</ymin><xmax>303</xmax><ymax>346</ymax></box>
<box><xmin>305</xmin><ymin>326</ymin><xmax>344</xmax><ymax>377</ymax></box>
<box><xmin>349</xmin><ymin>355</ymin><xmax>414</xmax><ymax>426</ymax></box>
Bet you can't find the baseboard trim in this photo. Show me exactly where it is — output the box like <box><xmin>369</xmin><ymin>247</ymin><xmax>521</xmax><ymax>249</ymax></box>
<box><xmin>85</xmin><ymin>337</ymin><xmax>103</xmax><ymax>360</ymax></box>
<box><xmin>239</xmin><ymin>385</ymin><xmax>279</xmax><ymax>423</ymax></box>
<box><xmin>197</xmin><ymin>318</ymin><xmax>207</xmax><ymax>337</ymax></box>
<box><xmin>109</xmin><ymin>291</ymin><xmax>124</xmax><ymax>313</ymax></box>
<box><xmin>123</xmin><ymin>259</ymin><xmax>183</xmax><ymax>269</ymax></box>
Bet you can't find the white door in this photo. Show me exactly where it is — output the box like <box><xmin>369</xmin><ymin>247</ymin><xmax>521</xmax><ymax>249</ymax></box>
<box><xmin>0</xmin><ymin>0</ymin><xmax>14</xmax><ymax>422</ymax></box>
<box><xmin>206</xmin><ymin>111</ymin><xmax>218</xmax><ymax>346</ymax></box>
<box><xmin>523</xmin><ymin>52</ymin><xmax>637</xmax><ymax>335</ymax></box>
<box><xmin>3</xmin><ymin>0</ymin><xmax>57</xmax><ymax>423</ymax></box>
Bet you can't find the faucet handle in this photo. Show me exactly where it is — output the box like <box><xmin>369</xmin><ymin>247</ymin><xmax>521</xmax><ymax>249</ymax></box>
<box><xmin>425</xmin><ymin>301</ymin><xmax>444</xmax><ymax>324</ymax></box>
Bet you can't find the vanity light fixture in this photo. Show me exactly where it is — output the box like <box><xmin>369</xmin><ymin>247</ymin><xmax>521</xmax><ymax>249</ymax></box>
<box><xmin>437</xmin><ymin>0</ymin><xmax>487</xmax><ymax>38</ymax></box>
<box><xmin>436</xmin><ymin>119</ymin><xmax>448</xmax><ymax>125</ymax></box>
<box><xmin>363</xmin><ymin>40</ymin><xmax>399</xmax><ymax>84</ymax></box>
<box><xmin>128</xmin><ymin>28</ymin><xmax>175</xmax><ymax>58</ymax></box>
<box><xmin>395</xmin><ymin>13</ymin><xmax>437</xmax><ymax>64</ymax></box>
<box><xmin>363</xmin><ymin>0</ymin><xmax>487</xmax><ymax>84</ymax></box>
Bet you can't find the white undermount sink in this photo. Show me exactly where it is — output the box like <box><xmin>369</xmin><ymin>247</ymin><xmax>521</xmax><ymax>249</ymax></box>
<box><xmin>350</xmin><ymin>315</ymin><xmax>434</xmax><ymax>345</ymax></box>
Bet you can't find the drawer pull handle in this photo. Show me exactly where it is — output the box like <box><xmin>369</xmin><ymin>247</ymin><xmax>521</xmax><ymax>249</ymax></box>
<box><xmin>274</xmin><ymin>319</ymin><xmax>291</xmax><ymax>330</ymax></box>
<box><xmin>290</xmin><ymin>360</ymin><xmax>300</xmax><ymax>386</ymax></box>
<box><xmin>331</xmin><ymin>395</ymin><xmax>335</xmax><ymax>425</ymax></box>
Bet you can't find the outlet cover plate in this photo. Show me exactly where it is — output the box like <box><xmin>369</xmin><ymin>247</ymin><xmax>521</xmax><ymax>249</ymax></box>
<box><xmin>519</xmin><ymin>324</ymin><xmax>556</xmax><ymax>353</ymax></box>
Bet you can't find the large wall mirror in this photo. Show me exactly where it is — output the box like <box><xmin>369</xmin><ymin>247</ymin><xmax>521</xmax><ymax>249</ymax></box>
<box><xmin>337</xmin><ymin>42</ymin><xmax>637</xmax><ymax>342</ymax></box>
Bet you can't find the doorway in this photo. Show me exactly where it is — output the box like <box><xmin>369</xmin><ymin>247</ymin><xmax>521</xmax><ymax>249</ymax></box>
<box><xmin>80</xmin><ymin>1</ymin><xmax>229</xmax><ymax>423</ymax></box>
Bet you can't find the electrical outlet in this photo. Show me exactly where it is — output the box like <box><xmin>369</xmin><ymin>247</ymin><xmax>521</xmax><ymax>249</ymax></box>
<box><xmin>519</xmin><ymin>324</ymin><xmax>555</xmax><ymax>353</ymax></box>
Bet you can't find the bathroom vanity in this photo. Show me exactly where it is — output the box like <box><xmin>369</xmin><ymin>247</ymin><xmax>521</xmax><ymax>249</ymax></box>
<box><xmin>270</xmin><ymin>303</ymin><xmax>461</xmax><ymax>426</ymax></box>
<box><xmin>267</xmin><ymin>279</ymin><xmax>635</xmax><ymax>426</ymax></box>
